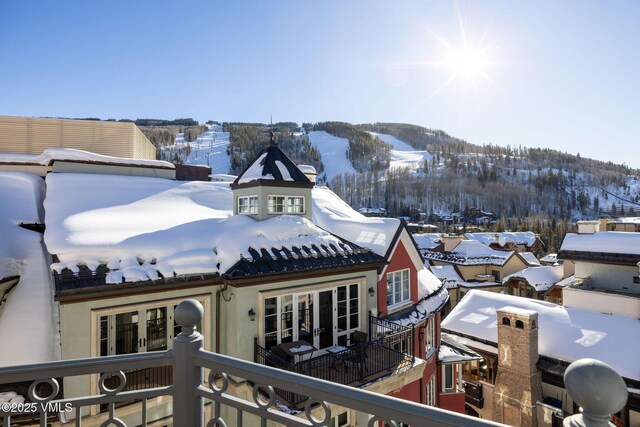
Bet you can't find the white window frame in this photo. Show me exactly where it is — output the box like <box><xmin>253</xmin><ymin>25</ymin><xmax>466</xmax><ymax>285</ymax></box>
<box><xmin>426</xmin><ymin>374</ymin><xmax>437</xmax><ymax>406</ymax></box>
<box><xmin>286</xmin><ymin>196</ymin><xmax>305</xmax><ymax>214</ymax></box>
<box><xmin>238</xmin><ymin>195</ymin><xmax>258</xmax><ymax>214</ymax></box>
<box><xmin>267</xmin><ymin>195</ymin><xmax>305</xmax><ymax>215</ymax></box>
<box><xmin>425</xmin><ymin>316</ymin><xmax>436</xmax><ymax>358</ymax></box>
<box><xmin>93</xmin><ymin>295</ymin><xmax>210</xmax><ymax>358</ymax></box>
<box><xmin>386</xmin><ymin>269</ymin><xmax>410</xmax><ymax>308</ymax></box>
<box><xmin>260</xmin><ymin>280</ymin><xmax>364</xmax><ymax>352</ymax></box>
<box><xmin>329</xmin><ymin>411</ymin><xmax>349</xmax><ymax>427</ymax></box>
<box><xmin>442</xmin><ymin>363</ymin><xmax>464</xmax><ymax>393</ymax></box>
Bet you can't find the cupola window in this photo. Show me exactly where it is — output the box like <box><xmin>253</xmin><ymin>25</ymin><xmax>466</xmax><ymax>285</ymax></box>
<box><xmin>238</xmin><ymin>196</ymin><xmax>258</xmax><ymax>214</ymax></box>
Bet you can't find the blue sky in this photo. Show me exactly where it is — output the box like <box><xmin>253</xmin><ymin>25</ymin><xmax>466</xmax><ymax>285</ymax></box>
<box><xmin>1</xmin><ymin>1</ymin><xmax>638</xmax><ymax>168</ymax></box>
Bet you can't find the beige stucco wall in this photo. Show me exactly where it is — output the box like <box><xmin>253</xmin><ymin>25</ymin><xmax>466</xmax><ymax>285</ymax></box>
<box><xmin>574</xmin><ymin>261</ymin><xmax>639</xmax><ymax>294</ymax></box>
<box><xmin>563</xmin><ymin>286</ymin><xmax>640</xmax><ymax>318</ymax></box>
<box><xmin>222</xmin><ymin>269</ymin><xmax>379</xmax><ymax>362</ymax></box>
<box><xmin>233</xmin><ymin>184</ymin><xmax>313</xmax><ymax>221</ymax></box>
<box><xmin>0</xmin><ymin>116</ymin><xmax>156</xmax><ymax>160</ymax></box>
<box><xmin>59</xmin><ymin>286</ymin><xmax>216</xmax><ymax>401</ymax></box>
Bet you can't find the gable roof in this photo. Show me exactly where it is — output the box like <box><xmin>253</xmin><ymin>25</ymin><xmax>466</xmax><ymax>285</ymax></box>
<box><xmin>441</xmin><ymin>290</ymin><xmax>640</xmax><ymax>381</ymax></box>
<box><xmin>412</xmin><ymin>233</ymin><xmax>443</xmax><ymax>251</ymax></box>
<box><xmin>502</xmin><ymin>265</ymin><xmax>564</xmax><ymax>292</ymax></box>
<box><xmin>231</xmin><ymin>143</ymin><xmax>311</xmax><ymax>188</ymax></box>
<box><xmin>422</xmin><ymin>240</ymin><xmax>516</xmax><ymax>267</ymax></box>
<box><xmin>464</xmin><ymin>231</ymin><xmax>539</xmax><ymax>248</ymax></box>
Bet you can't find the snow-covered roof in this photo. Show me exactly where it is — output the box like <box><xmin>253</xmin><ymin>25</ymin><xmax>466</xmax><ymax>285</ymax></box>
<box><xmin>439</xmin><ymin>333</ymin><xmax>482</xmax><ymax>364</ymax></box>
<box><xmin>519</xmin><ymin>252</ymin><xmax>541</xmax><ymax>266</ymax></box>
<box><xmin>502</xmin><ymin>266</ymin><xmax>564</xmax><ymax>292</ymax></box>
<box><xmin>385</xmin><ymin>268</ymin><xmax>448</xmax><ymax>327</ymax></box>
<box><xmin>429</xmin><ymin>265</ymin><xmax>465</xmax><ymax>289</ymax></box>
<box><xmin>0</xmin><ymin>172</ymin><xmax>60</xmax><ymax>366</ymax></box>
<box><xmin>233</xmin><ymin>143</ymin><xmax>310</xmax><ymax>185</ymax></box>
<box><xmin>539</xmin><ymin>253</ymin><xmax>559</xmax><ymax>265</ymax></box>
<box><xmin>0</xmin><ymin>148</ymin><xmax>174</xmax><ymax>169</ymax></box>
<box><xmin>45</xmin><ymin>174</ymin><xmax>376</xmax><ymax>284</ymax></box>
<box><xmin>312</xmin><ymin>186</ymin><xmax>400</xmax><ymax>257</ymax></box>
<box><xmin>554</xmin><ymin>275</ymin><xmax>580</xmax><ymax>288</ymax></box>
<box><xmin>412</xmin><ymin>233</ymin><xmax>442</xmax><ymax>250</ymax></box>
<box><xmin>441</xmin><ymin>290</ymin><xmax>640</xmax><ymax>381</ymax></box>
<box><xmin>464</xmin><ymin>232</ymin><xmax>538</xmax><ymax>248</ymax></box>
<box><xmin>560</xmin><ymin>232</ymin><xmax>640</xmax><ymax>256</ymax></box>
<box><xmin>610</xmin><ymin>217</ymin><xmax>640</xmax><ymax>224</ymax></box>
<box><xmin>422</xmin><ymin>240</ymin><xmax>514</xmax><ymax>266</ymax></box>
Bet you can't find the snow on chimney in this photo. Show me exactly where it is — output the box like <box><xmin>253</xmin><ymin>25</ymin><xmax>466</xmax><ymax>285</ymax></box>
<box><xmin>577</xmin><ymin>220</ymin><xmax>599</xmax><ymax>234</ymax></box>
<box><xmin>298</xmin><ymin>165</ymin><xmax>317</xmax><ymax>184</ymax></box>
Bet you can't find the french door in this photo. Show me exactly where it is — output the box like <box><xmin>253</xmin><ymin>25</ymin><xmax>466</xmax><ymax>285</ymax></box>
<box><xmin>100</xmin><ymin>306</ymin><xmax>190</xmax><ymax>356</ymax></box>
<box><xmin>264</xmin><ymin>284</ymin><xmax>360</xmax><ymax>353</ymax></box>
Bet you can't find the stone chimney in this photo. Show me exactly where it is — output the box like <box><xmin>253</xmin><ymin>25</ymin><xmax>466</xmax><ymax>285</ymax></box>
<box><xmin>577</xmin><ymin>220</ymin><xmax>599</xmax><ymax>234</ymax></box>
<box><xmin>492</xmin><ymin>307</ymin><xmax>542</xmax><ymax>427</ymax></box>
<box><xmin>297</xmin><ymin>164</ymin><xmax>317</xmax><ymax>184</ymax></box>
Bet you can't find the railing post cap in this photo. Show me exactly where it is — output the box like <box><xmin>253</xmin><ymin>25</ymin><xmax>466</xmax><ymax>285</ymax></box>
<box><xmin>564</xmin><ymin>358</ymin><xmax>627</xmax><ymax>421</ymax></box>
<box><xmin>175</xmin><ymin>299</ymin><xmax>204</xmax><ymax>329</ymax></box>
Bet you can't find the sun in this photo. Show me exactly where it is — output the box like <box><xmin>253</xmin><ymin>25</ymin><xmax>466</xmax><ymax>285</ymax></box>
<box><xmin>446</xmin><ymin>46</ymin><xmax>490</xmax><ymax>80</ymax></box>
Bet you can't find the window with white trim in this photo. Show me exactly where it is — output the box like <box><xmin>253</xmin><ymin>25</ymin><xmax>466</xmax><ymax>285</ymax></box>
<box><xmin>386</xmin><ymin>269</ymin><xmax>410</xmax><ymax>307</ymax></box>
<box><xmin>286</xmin><ymin>196</ymin><xmax>305</xmax><ymax>214</ymax></box>
<box><xmin>268</xmin><ymin>195</ymin><xmax>305</xmax><ymax>215</ymax></box>
<box><xmin>425</xmin><ymin>316</ymin><xmax>435</xmax><ymax>356</ymax></box>
<box><xmin>426</xmin><ymin>375</ymin><xmax>437</xmax><ymax>406</ymax></box>
<box><xmin>98</xmin><ymin>300</ymin><xmax>205</xmax><ymax>356</ymax></box>
<box><xmin>238</xmin><ymin>196</ymin><xmax>258</xmax><ymax>214</ymax></box>
<box><xmin>328</xmin><ymin>412</ymin><xmax>349</xmax><ymax>427</ymax></box>
<box><xmin>442</xmin><ymin>363</ymin><xmax>464</xmax><ymax>393</ymax></box>
<box><xmin>267</xmin><ymin>196</ymin><xmax>285</xmax><ymax>213</ymax></box>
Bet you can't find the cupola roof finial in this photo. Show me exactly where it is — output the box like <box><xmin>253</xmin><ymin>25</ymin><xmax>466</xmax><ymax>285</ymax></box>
<box><xmin>269</xmin><ymin>115</ymin><xmax>276</xmax><ymax>147</ymax></box>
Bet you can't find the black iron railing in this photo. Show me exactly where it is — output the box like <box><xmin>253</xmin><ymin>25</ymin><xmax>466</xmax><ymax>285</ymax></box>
<box><xmin>254</xmin><ymin>327</ymin><xmax>413</xmax><ymax>407</ymax></box>
<box><xmin>369</xmin><ymin>314</ymin><xmax>415</xmax><ymax>364</ymax></box>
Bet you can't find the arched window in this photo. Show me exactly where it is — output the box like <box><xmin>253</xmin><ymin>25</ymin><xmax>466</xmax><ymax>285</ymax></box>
<box><xmin>502</xmin><ymin>317</ymin><xmax>511</xmax><ymax>326</ymax></box>
<box><xmin>515</xmin><ymin>320</ymin><xmax>524</xmax><ymax>329</ymax></box>
<box><xmin>531</xmin><ymin>320</ymin><xmax>537</xmax><ymax>329</ymax></box>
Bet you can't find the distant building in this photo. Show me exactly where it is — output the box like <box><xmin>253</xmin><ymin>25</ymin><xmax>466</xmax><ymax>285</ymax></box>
<box><xmin>422</xmin><ymin>239</ymin><xmax>533</xmax><ymax>312</ymax></box>
<box><xmin>558</xmin><ymin>223</ymin><xmax>640</xmax><ymax>319</ymax></box>
<box><xmin>442</xmin><ymin>290</ymin><xmax>640</xmax><ymax>427</ymax></box>
<box><xmin>0</xmin><ymin>115</ymin><xmax>155</xmax><ymax>159</ymax></box>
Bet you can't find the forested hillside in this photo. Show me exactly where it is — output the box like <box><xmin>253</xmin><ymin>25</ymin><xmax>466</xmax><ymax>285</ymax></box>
<box><xmin>104</xmin><ymin>117</ymin><xmax>639</xmax><ymax>252</ymax></box>
<box><xmin>225</xmin><ymin>124</ymin><xmax>323</xmax><ymax>176</ymax></box>
<box><xmin>305</xmin><ymin>122</ymin><xmax>391</xmax><ymax>173</ymax></box>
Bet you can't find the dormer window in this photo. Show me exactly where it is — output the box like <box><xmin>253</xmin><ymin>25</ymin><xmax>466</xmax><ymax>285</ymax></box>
<box><xmin>238</xmin><ymin>196</ymin><xmax>258</xmax><ymax>214</ymax></box>
<box><xmin>268</xmin><ymin>195</ymin><xmax>305</xmax><ymax>215</ymax></box>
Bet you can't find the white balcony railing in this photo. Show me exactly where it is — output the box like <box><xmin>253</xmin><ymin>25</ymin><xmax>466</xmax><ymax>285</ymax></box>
<box><xmin>0</xmin><ymin>300</ymin><xmax>628</xmax><ymax>427</ymax></box>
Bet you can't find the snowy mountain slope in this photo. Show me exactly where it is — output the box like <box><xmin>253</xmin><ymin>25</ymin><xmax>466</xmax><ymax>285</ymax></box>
<box><xmin>163</xmin><ymin>125</ymin><xmax>232</xmax><ymax>174</ymax></box>
<box><xmin>369</xmin><ymin>132</ymin><xmax>433</xmax><ymax>172</ymax></box>
<box><xmin>307</xmin><ymin>131</ymin><xmax>357</xmax><ymax>181</ymax></box>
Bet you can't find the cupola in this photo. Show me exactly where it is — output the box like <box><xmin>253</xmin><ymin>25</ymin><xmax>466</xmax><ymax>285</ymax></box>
<box><xmin>230</xmin><ymin>132</ymin><xmax>313</xmax><ymax>221</ymax></box>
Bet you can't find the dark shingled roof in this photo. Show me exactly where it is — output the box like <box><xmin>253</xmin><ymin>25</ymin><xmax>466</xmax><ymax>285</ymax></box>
<box><xmin>231</xmin><ymin>142</ymin><xmax>311</xmax><ymax>188</ymax></box>
<box><xmin>224</xmin><ymin>238</ymin><xmax>384</xmax><ymax>278</ymax></box>
<box><xmin>53</xmin><ymin>238</ymin><xmax>384</xmax><ymax>294</ymax></box>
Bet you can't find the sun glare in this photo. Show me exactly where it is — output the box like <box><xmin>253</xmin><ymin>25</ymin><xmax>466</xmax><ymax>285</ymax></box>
<box><xmin>446</xmin><ymin>46</ymin><xmax>491</xmax><ymax>80</ymax></box>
